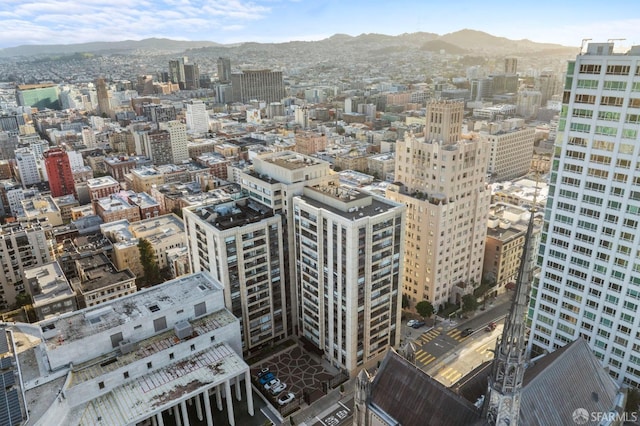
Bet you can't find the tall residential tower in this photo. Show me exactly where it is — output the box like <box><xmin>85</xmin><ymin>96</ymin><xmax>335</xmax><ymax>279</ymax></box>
<box><xmin>387</xmin><ymin>100</ymin><xmax>490</xmax><ymax>309</ymax></box>
<box><xmin>528</xmin><ymin>42</ymin><xmax>640</xmax><ymax>387</ymax></box>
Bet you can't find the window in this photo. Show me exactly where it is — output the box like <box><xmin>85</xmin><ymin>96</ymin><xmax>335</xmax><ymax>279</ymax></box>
<box><xmin>603</xmin><ymin>80</ymin><xmax>627</xmax><ymax>90</ymax></box>
<box><xmin>169</xmin><ymin>353</ymin><xmax>174</xmax><ymax>360</ymax></box>
<box><xmin>575</xmin><ymin>94</ymin><xmax>596</xmax><ymax>104</ymax></box>
<box><xmin>630</xmin><ymin>98</ymin><xmax>640</xmax><ymax>108</ymax></box>
<box><xmin>595</xmin><ymin>125</ymin><xmax>617</xmax><ymax>136</ymax></box>
<box><xmin>623</xmin><ymin>129</ymin><xmax>638</xmax><ymax>139</ymax></box>
<box><xmin>153</xmin><ymin>317</ymin><xmax>167</xmax><ymax>332</ymax></box>
<box><xmin>572</xmin><ymin>108</ymin><xmax>593</xmax><ymax>118</ymax></box>
<box><xmin>194</xmin><ymin>302</ymin><xmax>206</xmax><ymax>317</ymax></box>
<box><xmin>577</xmin><ymin>79</ymin><xmax>598</xmax><ymax>89</ymax></box>
<box><xmin>124</xmin><ymin>371</ymin><xmax>129</xmax><ymax>379</ymax></box>
<box><xmin>99</xmin><ymin>382</ymin><xmax>105</xmax><ymax>390</ymax></box>
<box><xmin>110</xmin><ymin>332</ymin><xmax>123</xmax><ymax>349</ymax></box>
<box><xmin>147</xmin><ymin>362</ymin><xmax>153</xmax><ymax>369</ymax></box>
<box><xmin>606</xmin><ymin>65</ymin><xmax>630</xmax><ymax>75</ymax></box>
<box><xmin>579</xmin><ymin>64</ymin><xmax>601</xmax><ymax>74</ymax></box>
<box><xmin>601</xmin><ymin>96</ymin><xmax>624</xmax><ymax>106</ymax></box>
<box><xmin>191</xmin><ymin>344</ymin><xmax>196</xmax><ymax>351</ymax></box>
<box><xmin>597</xmin><ymin>111</ymin><xmax>620</xmax><ymax>121</ymax></box>
<box><xmin>570</xmin><ymin>123</ymin><xmax>591</xmax><ymax>133</ymax></box>
<box><xmin>626</xmin><ymin>114</ymin><xmax>640</xmax><ymax>124</ymax></box>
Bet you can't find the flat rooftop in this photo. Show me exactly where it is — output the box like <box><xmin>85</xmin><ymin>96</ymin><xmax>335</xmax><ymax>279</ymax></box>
<box><xmin>41</xmin><ymin>273</ymin><xmax>222</xmax><ymax>347</ymax></box>
<box><xmin>130</xmin><ymin>214</ymin><xmax>184</xmax><ymax>242</ymax></box>
<box><xmin>24</xmin><ymin>262</ymin><xmax>74</xmax><ymax>307</ymax></box>
<box><xmin>188</xmin><ymin>199</ymin><xmax>274</xmax><ymax>230</ymax></box>
<box><xmin>264</xmin><ymin>152</ymin><xmax>323</xmax><ymax>170</ymax></box>
<box><xmin>69</xmin><ymin>309</ymin><xmax>236</xmax><ymax>387</ymax></box>
<box><xmin>67</xmin><ymin>342</ymin><xmax>245</xmax><ymax>426</ymax></box>
<box><xmin>486</xmin><ymin>226</ymin><xmax>522</xmax><ymax>242</ymax></box>
<box><xmin>300</xmin><ymin>185</ymin><xmax>400</xmax><ymax>219</ymax></box>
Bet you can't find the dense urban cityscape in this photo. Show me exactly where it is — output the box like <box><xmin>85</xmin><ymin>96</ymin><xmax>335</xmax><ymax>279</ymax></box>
<box><xmin>0</xmin><ymin>25</ymin><xmax>638</xmax><ymax>426</ymax></box>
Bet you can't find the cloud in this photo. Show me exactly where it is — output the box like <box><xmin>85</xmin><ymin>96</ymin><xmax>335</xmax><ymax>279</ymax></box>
<box><xmin>0</xmin><ymin>0</ymin><xmax>273</xmax><ymax>47</ymax></box>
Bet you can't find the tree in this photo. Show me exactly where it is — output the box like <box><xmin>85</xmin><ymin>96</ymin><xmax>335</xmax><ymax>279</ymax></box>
<box><xmin>138</xmin><ymin>238</ymin><xmax>162</xmax><ymax>287</ymax></box>
<box><xmin>15</xmin><ymin>292</ymin><xmax>32</xmax><ymax>309</ymax></box>
<box><xmin>461</xmin><ymin>294</ymin><xmax>479</xmax><ymax>313</ymax></box>
<box><xmin>401</xmin><ymin>294</ymin><xmax>411</xmax><ymax>309</ymax></box>
<box><xmin>473</xmin><ymin>282</ymin><xmax>492</xmax><ymax>308</ymax></box>
<box><xmin>415</xmin><ymin>300</ymin><xmax>435</xmax><ymax>319</ymax></box>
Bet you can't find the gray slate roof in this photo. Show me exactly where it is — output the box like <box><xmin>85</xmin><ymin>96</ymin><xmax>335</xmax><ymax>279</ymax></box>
<box><xmin>369</xmin><ymin>349</ymin><xmax>484</xmax><ymax>426</ymax></box>
<box><xmin>519</xmin><ymin>338</ymin><xmax>620</xmax><ymax>426</ymax></box>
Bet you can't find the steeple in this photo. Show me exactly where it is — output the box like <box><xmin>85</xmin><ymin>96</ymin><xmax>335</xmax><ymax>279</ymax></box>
<box><xmin>483</xmin><ymin>196</ymin><xmax>539</xmax><ymax>425</ymax></box>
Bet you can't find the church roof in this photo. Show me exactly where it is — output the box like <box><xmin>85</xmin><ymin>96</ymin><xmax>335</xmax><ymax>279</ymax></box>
<box><xmin>369</xmin><ymin>349</ymin><xmax>483</xmax><ymax>426</ymax></box>
<box><xmin>519</xmin><ymin>338</ymin><xmax>620</xmax><ymax>426</ymax></box>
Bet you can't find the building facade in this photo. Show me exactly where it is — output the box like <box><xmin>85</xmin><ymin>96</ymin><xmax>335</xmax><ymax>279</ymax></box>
<box><xmin>19</xmin><ymin>271</ymin><xmax>253</xmax><ymax>426</ymax></box>
<box><xmin>0</xmin><ymin>220</ymin><xmax>52</xmax><ymax>309</ymax></box>
<box><xmin>184</xmin><ymin>197</ymin><xmax>288</xmax><ymax>354</ymax></box>
<box><xmin>293</xmin><ymin>184</ymin><xmax>405</xmax><ymax>375</ymax></box>
<box><xmin>43</xmin><ymin>147</ymin><xmax>76</xmax><ymax>197</ymax></box>
<box><xmin>388</xmin><ymin>102</ymin><xmax>490</xmax><ymax>308</ymax></box>
<box><xmin>230</xmin><ymin>70</ymin><xmax>286</xmax><ymax>104</ymax></box>
<box><xmin>478</xmin><ymin>119</ymin><xmax>536</xmax><ymax>181</ymax></box>
<box><xmin>528</xmin><ymin>42</ymin><xmax>640</xmax><ymax>387</ymax></box>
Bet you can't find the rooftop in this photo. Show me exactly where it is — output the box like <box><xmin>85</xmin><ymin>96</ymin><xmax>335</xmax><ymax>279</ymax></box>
<box><xmin>87</xmin><ymin>176</ymin><xmax>119</xmax><ymax>188</ymax></box>
<box><xmin>41</xmin><ymin>272</ymin><xmax>221</xmax><ymax>346</ymax></box>
<box><xmin>264</xmin><ymin>151</ymin><xmax>323</xmax><ymax>170</ymax></box>
<box><xmin>130</xmin><ymin>214</ymin><xmax>184</xmax><ymax>243</ymax></box>
<box><xmin>299</xmin><ymin>184</ymin><xmax>401</xmax><ymax>220</ymax></box>
<box><xmin>187</xmin><ymin>198</ymin><xmax>274</xmax><ymax>230</ymax></box>
<box><xmin>24</xmin><ymin>261</ymin><xmax>74</xmax><ymax>308</ymax></box>
<box><xmin>75</xmin><ymin>253</ymin><xmax>135</xmax><ymax>293</ymax></box>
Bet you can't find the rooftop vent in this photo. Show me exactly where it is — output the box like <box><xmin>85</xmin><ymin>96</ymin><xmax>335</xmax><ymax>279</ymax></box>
<box><xmin>174</xmin><ymin>320</ymin><xmax>193</xmax><ymax>340</ymax></box>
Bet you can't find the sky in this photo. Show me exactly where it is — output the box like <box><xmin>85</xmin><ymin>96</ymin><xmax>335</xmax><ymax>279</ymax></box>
<box><xmin>0</xmin><ymin>0</ymin><xmax>639</xmax><ymax>50</ymax></box>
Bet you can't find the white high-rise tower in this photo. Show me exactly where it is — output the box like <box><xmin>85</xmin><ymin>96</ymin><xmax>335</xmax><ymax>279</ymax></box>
<box><xmin>529</xmin><ymin>42</ymin><xmax>640</xmax><ymax>387</ymax></box>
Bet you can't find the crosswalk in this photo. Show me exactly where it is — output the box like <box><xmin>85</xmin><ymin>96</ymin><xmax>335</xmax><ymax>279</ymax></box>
<box><xmin>418</xmin><ymin>328</ymin><xmax>440</xmax><ymax>344</ymax></box>
<box><xmin>437</xmin><ymin>367</ymin><xmax>463</xmax><ymax>384</ymax></box>
<box><xmin>414</xmin><ymin>349</ymin><xmax>436</xmax><ymax>366</ymax></box>
<box><xmin>445</xmin><ymin>329</ymin><xmax>468</xmax><ymax>342</ymax></box>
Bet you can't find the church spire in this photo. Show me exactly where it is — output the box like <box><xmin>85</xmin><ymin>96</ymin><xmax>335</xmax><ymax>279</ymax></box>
<box><xmin>483</xmin><ymin>194</ymin><xmax>539</xmax><ymax>425</ymax></box>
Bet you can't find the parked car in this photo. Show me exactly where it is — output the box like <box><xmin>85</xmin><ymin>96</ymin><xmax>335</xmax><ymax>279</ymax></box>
<box><xmin>407</xmin><ymin>319</ymin><xmax>417</xmax><ymax>327</ymax></box>
<box><xmin>411</xmin><ymin>320</ymin><xmax>426</xmax><ymax>329</ymax></box>
<box><xmin>485</xmin><ymin>322</ymin><xmax>497</xmax><ymax>332</ymax></box>
<box><xmin>461</xmin><ymin>328</ymin><xmax>474</xmax><ymax>337</ymax></box>
<box><xmin>264</xmin><ymin>378</ymin><xmax>281</xmax><ymax>391</ymax></box>
<box><xmin>278</xmin><ymin>392</ymin><xmax>295</xmax><ymax>406</ymax></box>
<box><xmin>259</xmin><ymin>372</ymin><xmax>275</xmax><ymax>385</ymax></box>
<box><xmin>271</xmin><ymin>382</ymin><xmax>287</xmax><ymax>395</ymax></box>
<box><xmin>256</xmin><ymin>368</ymin><xmax>270</xmax><ymax>379</ymax></box>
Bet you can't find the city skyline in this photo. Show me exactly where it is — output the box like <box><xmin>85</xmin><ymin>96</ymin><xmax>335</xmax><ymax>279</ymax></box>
<box><xmin>1</xmin><ymin>0</ymin><xmax>639</xmax><ymax>50</ymax></box>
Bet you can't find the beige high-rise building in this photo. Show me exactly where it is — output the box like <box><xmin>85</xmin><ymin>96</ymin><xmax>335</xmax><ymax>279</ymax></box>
<box><xmin>477</xmin><ymin>118</ymin><xmax>536</xmax><ymax>181</ymax></box>
<box><xmin>387</xmin><ymin>100</ymin><xmax>490</xmax><ymax>308</ymax></box>
<box><xmin>424</xmin><ymin>99</ymin><xmax>464</xmax><ymax>145</ymax></box>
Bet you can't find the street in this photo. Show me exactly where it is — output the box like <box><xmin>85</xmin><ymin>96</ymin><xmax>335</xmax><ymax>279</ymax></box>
<box><xmin>403</xmin><ymin>291</ymin><xmax>515</xmax><ymax>386</ymax></box>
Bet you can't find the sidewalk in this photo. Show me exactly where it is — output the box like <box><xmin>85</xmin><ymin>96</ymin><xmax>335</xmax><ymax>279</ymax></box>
<box><xmin>291</xmin><ymin>376</ymin><xmax>356</xmax><ymax>426</ymax></box>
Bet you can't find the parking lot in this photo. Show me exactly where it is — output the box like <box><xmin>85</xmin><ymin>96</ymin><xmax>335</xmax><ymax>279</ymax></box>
<box><xmin>252</xmin><ymin>345</ymin><xmax>334</xmax><ymax>401</ymax></box>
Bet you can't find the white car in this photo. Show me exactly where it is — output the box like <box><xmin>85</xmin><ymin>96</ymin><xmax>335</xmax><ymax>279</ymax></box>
<box><xmin>407</xmin><ymin>319</ymin><xmax>417</xmax><ymax>327</ymax></box>
<box><xmin>278</xmin><ymin>392</ymin><xmax>295</xmax><ymax>406</ymax></box>
<box><xmin>270</xmin><ymin>382</ymin><xmax>287</xmax><ymax>395</ymax></box>
<box><xmin>264</xmin><ymin>378</ymin><xmax>281</xmax><ymax>391</ymax></box>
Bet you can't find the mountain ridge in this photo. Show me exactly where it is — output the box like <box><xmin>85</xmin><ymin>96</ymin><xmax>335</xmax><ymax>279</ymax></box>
<box><xmin>0</xmin><ymin>30</ymin><xmax>576</xmax><ymax>58</ymax></box>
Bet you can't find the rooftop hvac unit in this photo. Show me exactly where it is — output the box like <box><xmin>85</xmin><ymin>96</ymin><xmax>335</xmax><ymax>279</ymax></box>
<box><xmin>174</xmin><ymin>320</ymin><xmax>193</xmax><ymax>340</ymax></box>
<box><xmin>119</xmin><ymin>339</ymin><xmax>136</xmax><ymax>355</ymax></box>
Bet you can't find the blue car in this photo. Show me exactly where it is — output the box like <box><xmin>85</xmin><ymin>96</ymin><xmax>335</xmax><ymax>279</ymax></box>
<box><xmin>259</xmin><ymin>372</ymin><xmax>275</xmax><ymax>385</ymax></box>
<box><xmin>411</xmin><ymin>320</ymin><xmax>426</xmax><ymax>328</ymax></box>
